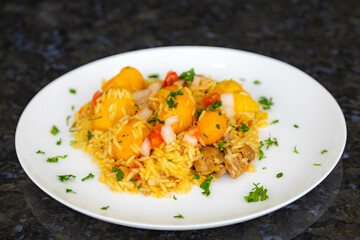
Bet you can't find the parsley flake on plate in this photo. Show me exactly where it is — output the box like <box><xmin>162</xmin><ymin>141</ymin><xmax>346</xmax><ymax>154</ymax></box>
<box><xmin>173</xmin><ymin>213</ymin><xmax>184</xmax><ymax>219</ymax></box>
<box><xmin>321</xmin><ymin>149</ymin><xmax>328</xmax><ymax>154</ymax></box>
<box><xmin>56</xmin><ymin>138</ymin><xmax>62</xmax><ymax>145</ymax></box>
<box><xmin>58</xmin><ymin>174</ymin><xmax>76</xmax><ymax>182</ymax></box>
<box><xmin>253</xmin><ymin>80</ymin><xmax>261</xmax><ymax>84</ymax></box>
<box><xmin>51</xmin><ymin>125</ymin><xmax>59</xmax><ymax>135</ymax></box>
<box><xmin>258</xmin><ymin>141</ymin><xmax>266</xmax><ymax>160</ymax></box>
<box><xmin>244</xmin><ymin>183</ymin><xmax>269</xmax><ymax>203</ymax></box>
<box><xmin>101</xmin><ymin>206</ymin><xmax>110</xmax><ymax>210</ymax></box>
<box><xmin>294</xmin><ymin>124</ymin><xmax>299</xmax><ymax>128</ymax></box>
<box><xmin>259</xmin><ymin>97</ymin><xmax>274</xmax><ymax>110</ymax></box>
<box><xmin>276</xmin><ymin>172</ymin><xmax>283</xmax><ymax>178</ymax></box>
<box><xmin>270</xmin><ymin>119</ymin><xmax>279</xmax><ymax>125</ymax></box>
<box><xmin>264</xmin><ymin>135</ymin><xmax>278</xmax><ymax>149</ymax></box>
<box><xmin>293</xmin><ymin>146</ymin><xmax>299</xmax><ymax>154</ymax></box>
<box><xmin>200</xmin><ymin>175</ymin><xmax>213</xmax><ymax>197</ymax></box>
<box><xmin>69</xmin><ymin>88</ymin><xmax>76</xmax><ymax>94</ymax></box>
<box><xmin>148</xmin><ymin>74</ymin><xmax>159</xmax><ymax>79</ymax></box>
<box><xmin>81</xmin><ymin>172</ymin><xmax>94</xmax><ymax>181</ymax></box>
<box><xmin>47</xmin><ymin>155</ymin><xmax>67</xmax><ymax>163</ymax></box>
<box><xmin>36</xmin><ymin>150</ymin><xmax>45</xmax><ymax>154</ymax></box>
<box><xmin>66</xmin><ymin>188</ymin><xmax>76</xmax><ymax>193</ymax></box>
<box><xmin>173</xmin><ymin>195</ymin><xmax>177</xmax><ymax>200</ymax></box>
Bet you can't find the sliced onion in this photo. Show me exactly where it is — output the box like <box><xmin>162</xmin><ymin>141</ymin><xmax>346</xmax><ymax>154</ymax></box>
<box><xmin>136</xmin><ymin>107</ymin><xmax>152</xmax><ymax>120</ymax></box>
<box><xmin>161</xmin><ymin>125</ymin><xmax>176</xmax><ymax>144</ymax></box>
<box><xmin>148</xmin><ymin>82</ymin><xmax>162</xmax><ymax>95</ymax></box>
<box><xmin>221</xmin><ymin>106</ymin><xmax>236</xmax><ymax>119</ymax></box>
<box><xmin>182</xmin><ymin>132</ymin><xmax>198</xmax><ymax>146</ymax></box>
<box><xmin>165</xmin><ymin>115</ymin><xmax>178</xmax><ymax>125</ymax></box>
<box><xmin>221</xmin><ymin>93</ymin><xmax>234</xmax><ymax>108</ymax></box>
<box><xmin>191</xmin><ymin>75</ymin><xmax>201</xmax><ymax>88</ymax></box>
<box><xmin>140</xmin><ymin>137</ymin><xmax>151</xmax><ymax>156</ymax></box>
<box><xmin>133</xmin><ymin>89</ymin><xmax>149</xmax><ymax>102</ymax></box>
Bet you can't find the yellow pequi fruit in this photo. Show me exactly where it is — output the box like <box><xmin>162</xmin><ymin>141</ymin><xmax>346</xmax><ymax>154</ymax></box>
<box><xmin>92</xmin><ymin>87</ymin><xmax>136</xmax><ymax>130</ymax></box>
<box><xmin>210</xmin><ymin>79</ymin><xmax>249</xmax><ymax>95</ymax></box>
<box><xmin>197</xmin><ymin>110</ymin><xmax>227</xmax><ymax>145</ymax></box>
<box><xmin>153</xmin><ymin>84</ymin><xmax>196</xmax><ymax>134</ymax></box>
<box><xmin>233</xmin><ymin>92</ymin><xmax>260</xmax><ymax>113</ymax></box>
<box><xmin>112</xmin><ymin>118</ymin><xmax>151</xmax><ymax>160</ymax></box>
<box><xmin>102</xmin><ymin>66</ymin><xmax>145</xmax><ymax>93</ymax></box>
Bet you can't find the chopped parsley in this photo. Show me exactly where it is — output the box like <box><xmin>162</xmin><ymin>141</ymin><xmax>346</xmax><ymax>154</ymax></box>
<box><xmin>148</xmin><ymin>74</ymin><xmax>159</xmax><ymax>79</ymax></box>
<box><xmin>173</xmin><ymin>195</ymin><xmax>177</xmax><ymax>200</ymax></box>
<box><xmin>276</xmin><ymin>172</ymin><xmax>283</xmax><ymax>178</ymax></box>
<box><xmin>112</xmin><ymin>167</ymin><xmax>124</xmax><ymax>181</ymax></box>
<box><xmin>47</xmin><ymin>155</ymin><xmax>67</xmax><ymax>163</ymax></box>
<box><xmin>321</xmin><ymin>150</ymin><xmax>328</xmax><ymax>154</ymax></box>
<box><xmin>168</xmin><ymin>159</ymin><xmax>173</xmax><ymax>162</ymax></box>
<box><xmin>264</xmin><ymin>135</ymin><xmax>278</xmax><ymax>149</ymax></box>
<box><xmin>262</xmin><ymin>167</ymin><xmax>267</xmax><ymax>170</ymax></box>
<box><xmin>270</xmin><ymin>119</ymin><xmax>279</xmax><ymax>125</ymax></box>
<box><xmin>179</xmin><ymin>68</ymin><xmax>195</xmax><ymax>82</ymax></box>
<box><xmin>259</xmin><ymin>141</ymin><xmax>266</xmax><ymax>160</ymax></box>
<box><xmin>137</xmin><ymin>185</ymin><xmax>141</xmax><ymax>189</ymax></box>
<box><xmin>81</xmin><ymin>172</ymin><xmax>94</xmax><ymax>181</ymax></box>
<box><xmin>173</xmin><ymin>213</ymin><xmax>184</xmax><ymax>219</ymax></box>
<box><xmin>203</xmin><ymin>133</ymin><xmax>208</xmax><ymax>138</ymax></box>
<box><xmin>130</xmin><ymin>178</ymin><xmax>138</xmax><ymax>182</ymax></box>
<box><xmin>313</xmin><ymin>163</ymin><xmax>321</xmax><ymax>166</ymax></box>
<box><xmin>294</xmin><ymin>124</ymin><xmax>299</xmax><ymax>128</ymax></box>
<box><xmin>71</xmin><ymin>105</ymin><xmax>75</xmax><ymax>111</ymax></box>
<box><xmin>51</xmin><ymin>125</ymin><xmax>59</xmax><ymax>135</ymax></box>
<box><xmin>253</xmin><ymin>80</ymin><xmax>261</xmax><ymax>84</ymax></box>
<box><xmin>36</xmin><ymin>150</ymin><xmax>45</xmax><ymax>154</ymax></box>
<box><xmin>91</xmin><ymin>116</ymin><xmax>103</xmax><ymax>121</ymax></box>
<box><xmin>166</xmin><ymin>89</ymin><xmax>183</xmax><ymax>108</ymax></box>
<box><xmin>240</xmin><ymin>123</ymin><xmax>249</xmax><ymax>132</ymax></box>
<box><xmin>69</xmin><ymin>89</ymin><xmax>76</xmax><ymax>94</ymax></box>
<box><xmin>87</xmin><ymin>131</ymin><xmax>93</xmax><ymax>141</ymax></box>
<box><xmin>58</xmin><ymin>174</ymin><xmax>76</xmax><ymax>182</ymax></box>
<box><xmin>293</xmin><ymin>146</ymin><xmax>299</xmax><ymax>154</ymax></box>
<box><xmin>259</xmin><ymin>97</ymin><xmax>274</xmax><ymax>110</ymax></box>
<box><xmin>244</xmin><ymin>183</ymin><xmax>269</xmax><ymax>203</ymax></box>
<box><xmin>135</xmin><ymin>104</ymin><xmax>139</xmax><ymax>109</ymax></box>
<box><xmin>66</xmin><ymin>115</ymin><xmax>71</xmax><ymax>126</ymax></box>
<box><xmin>193</xmin><ymin>174</ymin><xmax>200</xmax><ymax>180</ymax></box>
<box><xmin>70</xmin><ymin>140</ymin><xmax>77</xmax><ymax>145</ymax></box>
<box><xmin>56</xmin><ymin>138</ymin><xmax>62</xmax><ymax>145</ymax></box>
<box><xmin>207</xmin><ymin>100</ymin><xmax>222</xmax><ymax>111</ymax></box>
<box><xmin>200</xmin><ymin>150</ymin><xmax>204</xmax><ymax>154</ymax></box>
<box><xmin>101</xmin><ymin>206</ymin><xmax>110</xmax><ymax>210</ymax></box>
<box><xmin>69</xmin><ymin>122</ymin><xmax>77</xmax><ymax>132</ymax></box>
<box><xmin>148</xmin><ymin>110</ymin><xmax>165</xmax><ymax>124</ymax></box>
<box><xmin>217</xmin><ymin>141</ymin><xmax>227</xmax><ymax>151</ymax></box>
<box><xmin>216</xmin><ymin>124</ymin><xmax>220</xmax><ymax>129</ymax></box>
<box><xmin>66</xmin><ymin>188</ymin><xmax>76</xmax><ymax>193</ymax></box>
<box><xmin>200</xmin><ymin>175</ymin><xmax>213</xmax><ymax>197</ymax></box>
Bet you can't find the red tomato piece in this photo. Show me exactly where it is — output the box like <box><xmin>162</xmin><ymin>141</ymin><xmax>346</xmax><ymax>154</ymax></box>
<box><xmin>163</xmin><ymin>71</ymin><xmax>179</xmax><ymax>87</ymax></box>
<box><xmin>202</xmin><ymin>93</ymin><xmax>221</xmax><ymax>107</ymax></box>
<box><xmin>148</xmin><ymin>124</ymin><xmax>164</xmax><ymax>148</ymax></box>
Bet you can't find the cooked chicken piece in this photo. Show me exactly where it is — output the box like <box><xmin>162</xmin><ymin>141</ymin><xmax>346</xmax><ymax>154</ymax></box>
<box><xmin>212</xmin><ymin>164</ymin><xmax>227</xmax><ymax>178</ymax></box>
<box><xmin>224</xmin><ymin>144</ymin><xmax>255</xmax><ymax>179</ymax></box>
<box><xmin>194</xmin><ymin>146</ymin><xmax>225</xmax><ymax>173</ymax></box>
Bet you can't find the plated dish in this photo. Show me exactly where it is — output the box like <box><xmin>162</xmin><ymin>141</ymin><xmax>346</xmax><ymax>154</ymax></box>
<box><xmin>15</xmin><ymin>46</ymin><xmax>346</xmax><ymax>230</ymax></box>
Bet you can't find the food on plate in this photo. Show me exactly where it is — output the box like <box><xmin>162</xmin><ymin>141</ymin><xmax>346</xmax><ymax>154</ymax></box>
<box><xmin>71</xmin><ymin>67</ymin><xmax>268</xmax><ymax>198</ymax></box>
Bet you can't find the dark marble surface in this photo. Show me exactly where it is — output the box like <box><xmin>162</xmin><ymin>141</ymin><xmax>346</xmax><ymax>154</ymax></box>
<box><xmin>1</xmin><ymin>0</ymin><xmax>359</xmax><ymax>239</ymax></box>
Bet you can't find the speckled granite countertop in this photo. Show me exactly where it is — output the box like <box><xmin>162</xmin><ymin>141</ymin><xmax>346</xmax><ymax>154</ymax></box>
<box><xmin>1</xmin><ymin>0</ymin><xmax>359</xmax><ymax>239</ymax></box>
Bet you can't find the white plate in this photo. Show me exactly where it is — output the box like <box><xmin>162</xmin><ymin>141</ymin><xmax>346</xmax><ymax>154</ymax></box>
<box><xmin>15</xmin><ymin>46</ymin><xmax>346</xmax><ymax>230</ymax></box>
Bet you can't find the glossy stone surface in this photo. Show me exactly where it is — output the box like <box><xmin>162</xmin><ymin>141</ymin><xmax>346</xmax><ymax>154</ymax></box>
<box><xmin>1</xmin><ymin>0</ymin><xmax>359</xmax><ymax>239</ymax></box>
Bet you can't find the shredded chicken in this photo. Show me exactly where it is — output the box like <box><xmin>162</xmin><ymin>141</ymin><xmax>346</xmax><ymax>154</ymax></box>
<box><xmin>224</xmin><ymin>144</ymin><xmax>255</xmax><ymax>178</ymax></box>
